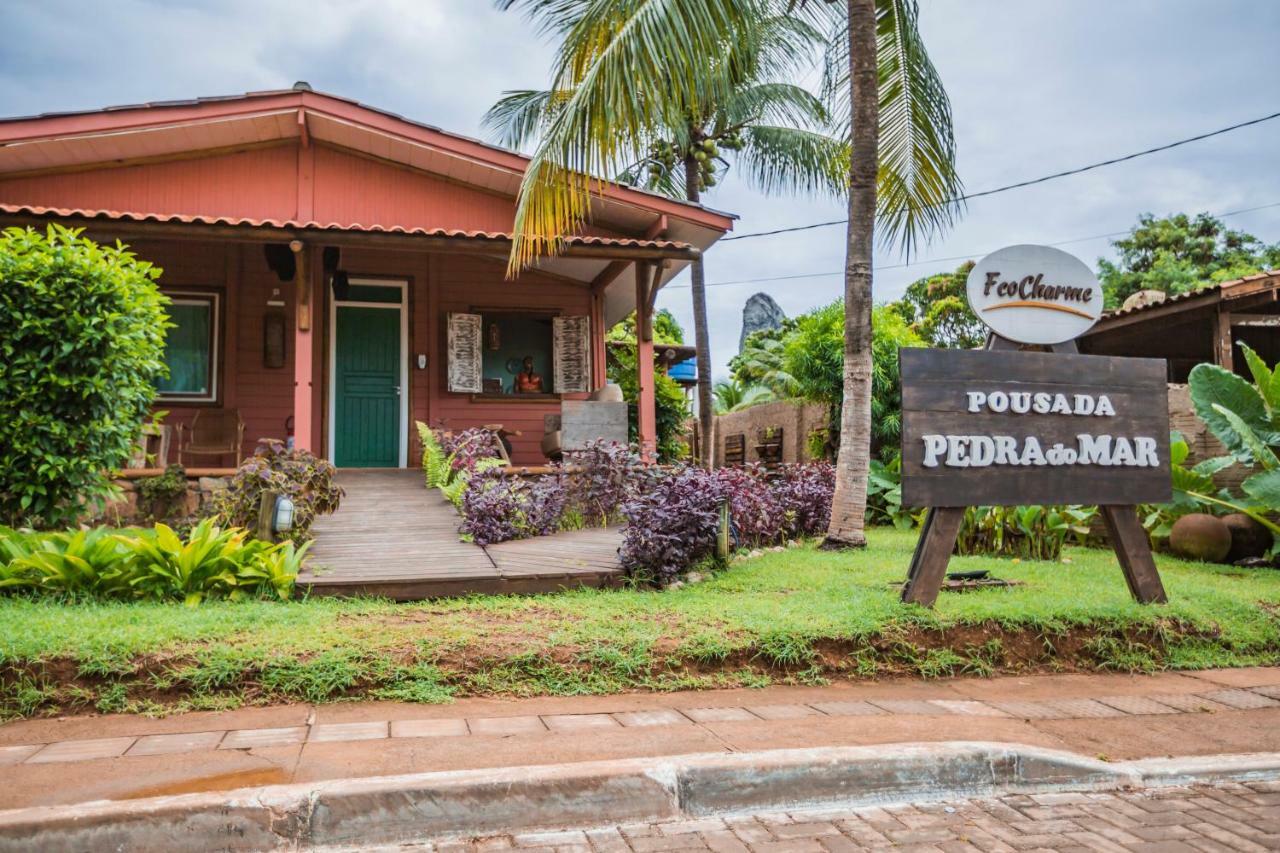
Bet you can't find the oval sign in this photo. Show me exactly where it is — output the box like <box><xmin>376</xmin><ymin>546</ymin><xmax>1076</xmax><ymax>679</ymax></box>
<box><xmin>966</xmin><ymin>245</ymin><xmax>1102</xmax><ymax>345</ymax></box>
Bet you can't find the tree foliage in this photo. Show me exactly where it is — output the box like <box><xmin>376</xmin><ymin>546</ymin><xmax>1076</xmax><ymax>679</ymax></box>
<box><xmin>1099</xmin><ymin>213</ymin><xmax>1280</xmax><ymax>309</ymax></box>
<box><xmin>488</xmin><ymin>0</ymin><xmax>844</xmax><ymax>270</ymax></box>
<box><xmin>0</xmin><ymin>226</ymin><xmax>169</xmax><ymax>528</ymax></box>
<box><xmin>734</xmin><ymin>299</ymin><xmax>923</xmax><ymax>460</ymax></box>
<box><xmin>606</xmin><ymin>311</ymin><xmax>691</xmax><ymax>462</ymax></box>
<box><xmin>886</xmin><ymin>260</ymin><xmax>984</xmax><ymax>349</ymax></box>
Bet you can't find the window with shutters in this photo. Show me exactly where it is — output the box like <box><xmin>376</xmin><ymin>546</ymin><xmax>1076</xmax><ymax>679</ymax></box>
<box><xmin>447</xmin><ymin>310</ymin><xmax>590</xmax><ymax>396</ymax></box>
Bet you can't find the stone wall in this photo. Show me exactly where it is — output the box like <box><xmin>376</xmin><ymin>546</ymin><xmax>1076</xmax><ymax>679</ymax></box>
<box><xmin>1167</xmin><ymin>383</ymin><xmax>1248</xmax><ymax>491</ymax></box>
<box><xmin>97</xmin><ymin>472</ymin><xmax>232</xmax><ymax>526</ymax></box>
<box><xmin>713</xmin><ymin>400</ymin><xmax>828</xmax><ymax>467</ymax></box>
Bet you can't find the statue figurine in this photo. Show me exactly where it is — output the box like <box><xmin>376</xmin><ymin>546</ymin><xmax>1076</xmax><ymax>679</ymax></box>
<box><xmin>515</xmin><ymin>356</ymin><xmax>544</xmax><ymax>393</ymax></box>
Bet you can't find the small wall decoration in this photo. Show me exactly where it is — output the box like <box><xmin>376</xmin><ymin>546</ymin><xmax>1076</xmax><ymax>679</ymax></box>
<box><xmin>263</xmin><ymin>311</ymin><xmax>286</xmax><ymax>369</ymax></box>
<box><xmin>898</xmin><ymin>244</ymin><xmax>1170</xmax><ymax>608</ymax></box>
<box><xmin>487</xmin><ymin>321</ymin><xmax>502</xmax><ymax>351</ymax></box>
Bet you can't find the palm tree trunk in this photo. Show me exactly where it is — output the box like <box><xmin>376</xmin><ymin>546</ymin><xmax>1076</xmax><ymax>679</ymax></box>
<box><xmin>684</xmin><ymin>154</ymin><xmax>715</xmax><ymax>469</ymax></box>
<box><xmin>823</xmin><ymin>0</ymin><xmax>878</xmax><ymax>549</ymax></box>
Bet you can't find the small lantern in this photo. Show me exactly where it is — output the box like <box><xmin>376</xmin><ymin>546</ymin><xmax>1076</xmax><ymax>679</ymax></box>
<box><xmin>272</xmin><ymin>495</ymin><xmax>296</xmax><ymax>534</ymax></box>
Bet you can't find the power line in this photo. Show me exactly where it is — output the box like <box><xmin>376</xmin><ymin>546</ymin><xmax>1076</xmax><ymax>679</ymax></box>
<box><xmin>663</xmin><ymin>200</ymin><xmax>1280</xmax><ymax>290</ymax></box>
<box><xmin>721</xmin><ymin>110</ymin><xmax>1280</xmax><ymax>243</ymax></box>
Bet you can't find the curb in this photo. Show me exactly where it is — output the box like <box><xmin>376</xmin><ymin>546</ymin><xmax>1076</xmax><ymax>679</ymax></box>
<box><xmin>3</xmin><ymin>741</ymin><xmax>1279</xmax><ymax>852</ymax></box>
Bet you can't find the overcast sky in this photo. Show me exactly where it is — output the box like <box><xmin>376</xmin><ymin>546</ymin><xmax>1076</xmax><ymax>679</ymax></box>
<box><xmin>3</xmin><ymin>1</ymin><xmax>1278</xmax><ymax>379</ymax></box>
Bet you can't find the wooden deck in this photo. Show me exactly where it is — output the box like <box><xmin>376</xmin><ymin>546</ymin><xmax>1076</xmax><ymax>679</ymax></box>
<box><xmin>299</xmin><ymin>469</ymin><xmax>624</xmax><ymax>600</ymax></box>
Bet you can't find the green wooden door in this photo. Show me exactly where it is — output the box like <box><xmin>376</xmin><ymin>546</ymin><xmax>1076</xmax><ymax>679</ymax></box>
<box><xmin>334</xmin><ymin>306</ymin><xmax>401</xmax><ymax>467</ymax></box>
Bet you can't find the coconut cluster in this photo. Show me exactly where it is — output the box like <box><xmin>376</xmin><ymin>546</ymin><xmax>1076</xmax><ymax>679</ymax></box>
<box><xmin>645</xmin><ymin>131</ymin><xmax>743</xmax><ymax>193</ymax></box>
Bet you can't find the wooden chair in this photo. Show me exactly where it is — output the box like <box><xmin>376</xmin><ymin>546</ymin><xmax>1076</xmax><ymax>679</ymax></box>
<box><xmin>481</xmin><ymin>423</ymin><xmax>521</xmax><ymax>465</ymax></box>
<box><xmin>179</xmin><ymin>409</ymin><xmax>245</xmax><ymax>467</ymax></box>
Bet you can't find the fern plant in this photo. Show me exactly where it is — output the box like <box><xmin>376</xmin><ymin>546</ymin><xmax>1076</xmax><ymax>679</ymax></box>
<box><xmin>417</xmin><ymin>422</ymin><xmax>454</xmax><ymax>489</ymax></box>
<box><xmin>440</xmin><ymin>457</ymin><xmax>506</xmax><ymax>508</ymax></box>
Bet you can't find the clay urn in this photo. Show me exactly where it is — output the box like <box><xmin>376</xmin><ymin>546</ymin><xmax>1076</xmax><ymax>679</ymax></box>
<box><xmin>1222</xmin><ymin>513</ymin><xmax>1273</xmax><ymax>563</ymax></box>
<box><xmin>1169</xmin><ymin>513</ymin><xmax>1232</xmax><ymax>563</ymax></box>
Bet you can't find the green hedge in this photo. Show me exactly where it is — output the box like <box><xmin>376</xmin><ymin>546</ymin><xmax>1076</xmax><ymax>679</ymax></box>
<box><xmin>0</xmin><ymin>225</ymin><xmax>169</xmax><ymax>528</ymax></box>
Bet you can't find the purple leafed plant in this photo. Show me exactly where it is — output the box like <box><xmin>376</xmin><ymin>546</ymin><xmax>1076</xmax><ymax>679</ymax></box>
<box><xmin>712</xmin><ymin>464</ymin><xmax>784</xmax><ymax>546</ymax></box>
<box><xmin>619</xmin><ymin>461</ymin><xmax>836</xmax><ymax>585</ymax></box>
<box><xmin>459</xmin><ymin>470</ymin><xmax>524</xmax><ymax>545</ymax></box>
<box><xmin>771</xmin><ymin>462</ymin><xmax>836</xmax><ymax>538</ymax></box>
<box><xmin>459</xmin><ymin>469</ymin><xmax>570</xmax><ymax>545</ymax></box>
<box><xmin>563</xmin><ymin>440</ymin><xmax>646</xmax><ymax>524</ymax></box>
<box><xmin>619</xmin><ymin>466</ymin><xmax>726</xmax><ymax>584</ymax></box>
<box><xmin>439</xmin><ymin>427</ymin><xmax>501</xmax><ymax>475</ymax></box>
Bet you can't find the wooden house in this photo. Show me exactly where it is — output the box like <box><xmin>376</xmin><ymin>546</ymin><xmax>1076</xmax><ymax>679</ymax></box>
<box><xmin>0</xmin><ymin>84</ymin><xmax>734</xmax><ymax>468</ymax></box>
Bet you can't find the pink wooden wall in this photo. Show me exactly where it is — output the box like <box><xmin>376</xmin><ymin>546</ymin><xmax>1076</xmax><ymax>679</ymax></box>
<box><xmin>115</xmin><ymin>238</ymin><xmax>595</xmax><ymax>467</ymax></box>
<box><xmin>1</xmin><ymin>144</ymin><xmax>526</xmax><ymax>234</ymax></box>
<box><xmin>125</xmin><ymin>238</ymin><xmax>297</xmax><ymax>465</ymax></box>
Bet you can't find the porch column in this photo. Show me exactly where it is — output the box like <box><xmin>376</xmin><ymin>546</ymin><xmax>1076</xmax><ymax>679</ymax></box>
<box><xmin>590</xmin><ymin>289</ymin><xmax>607</xmax><ymax>390</ymax></box>
<box><xmin>635</xmin><ymin>261</ymin><xmax>657</xmax><ymax>462</ymax></box>
<box><xmin>291</xmin><ymin>240</ymin><xmax>315</xmax><ymax>452</ymax></box>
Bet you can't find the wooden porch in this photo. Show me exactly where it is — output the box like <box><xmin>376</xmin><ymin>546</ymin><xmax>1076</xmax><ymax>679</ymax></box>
<box><xmin>299</xmin><ymin>469</ymin><xmax>624</xmax><ymax>600</ymax></box>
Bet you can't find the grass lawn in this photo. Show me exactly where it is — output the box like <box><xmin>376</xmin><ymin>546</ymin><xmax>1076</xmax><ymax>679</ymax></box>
<box><xmin>4</xmin><ymin>528</ymin><xmax>1280</xmax><ymax>719</ymax></box>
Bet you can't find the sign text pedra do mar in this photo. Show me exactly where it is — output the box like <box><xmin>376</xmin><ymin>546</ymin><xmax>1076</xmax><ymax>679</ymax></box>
<box><xmin>898</xmin><ymin>245</ymin><xmax>1171</xmax><ymax>607</ymax></box>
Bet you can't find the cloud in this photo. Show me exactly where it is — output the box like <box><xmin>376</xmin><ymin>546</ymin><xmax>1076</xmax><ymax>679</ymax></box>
<box><xmin>2</xmin><ymin>0</ymin><xmax>1277</xmax><ymax>383</ymax></box>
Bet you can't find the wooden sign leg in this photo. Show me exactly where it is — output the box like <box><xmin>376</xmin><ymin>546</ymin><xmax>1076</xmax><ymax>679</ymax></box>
<box><xmin>901</xmin><ymin>507</ymin><xmax>965</xmax><ymax>607</ymax></box>
<box><xmin>1100</xmin><ymin>505</ymin><xmax>1167</xmax><ymax>604</ymax></box>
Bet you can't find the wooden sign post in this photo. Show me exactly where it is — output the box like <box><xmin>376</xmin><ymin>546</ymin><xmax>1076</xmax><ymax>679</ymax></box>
<box><xmin>898</xmin><ymin>245</ymin><xmax>1172</xmax><ymax>607</ymax></box>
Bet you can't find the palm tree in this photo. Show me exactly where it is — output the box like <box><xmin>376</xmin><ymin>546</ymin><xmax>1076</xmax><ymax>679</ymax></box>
<box><xmin>796</xmin><ymin>0</ymin><xmax>961</xmax><ymax>547</ymax></box>
<box><xmin>713</xmin><ymin>378</ymin><xmax>777</xmax><ymax>413</ymax></box>
<box><xmin>487</xmin><ymin>0</ymin><xmax>846</xmax><ymax>469</ymax></box>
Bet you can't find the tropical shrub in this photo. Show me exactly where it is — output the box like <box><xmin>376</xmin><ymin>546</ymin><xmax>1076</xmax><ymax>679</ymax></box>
<box><xmin>864</xmin><ymin>458</ymin><xmax>916</xmax><ymax>529</ymax></box>
<box><xmin>1184</xmin><ymin>343</ymin><xmax>1280</xmax><ymax>549</ymax></box>
<box><xmin>619</xmin><ymin>466</ymin><xmax>727</xmax><ymax>584</ymax></box>
<box><xmin>618</xmin><ymin>461</ymin><xmax>837</xmax><ymax>584</ymax></box>
<box><xmin>202</xmin><ymin>440</ymin><xmax>342</xmax><ymax>544</ymax></box>
<box><xmin>954</xmin><ymin>505</ymin><xmax>1097</xmax><ymax>561</ymax></box>
<box><xmin>563</xmin><ymin>441</ymin><xmax>644</xmax><ymax>524</ymax></box>
<box><xmin>0</xmin><ymin>225</ymin><xmax>169</xmax><ymax>528</ymax></box>
<box><xmin>1140</xmin><ymin>431</ymin><xmax>1236</xmax><ymax>546</ymax></box>
<box><xmin>460</xmin><ymin>470</ymin><xmax>570</xmax><ymax>545</ymax></box>
<box><xmin>606</xmin><ymin>312</ymin><xmax>691</xmax><ymax>462</ymax></box>
<box><xmin>0</xmin><ymin>520</ymin><xmax>306</xmax><ymax>603</ymax></box>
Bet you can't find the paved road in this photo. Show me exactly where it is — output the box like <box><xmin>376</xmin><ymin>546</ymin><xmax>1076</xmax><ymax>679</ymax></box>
<box><xmin>360</xmin><ymin>781</ymin><xmax>1280</xmax><ymax>852</ymax></box>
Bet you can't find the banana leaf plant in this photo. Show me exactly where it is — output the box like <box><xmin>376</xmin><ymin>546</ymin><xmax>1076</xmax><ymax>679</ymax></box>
<box><xmin>1180</xmin><ymin>343</ymin><xmax>1280</xmax><ymax>549</ymax></box>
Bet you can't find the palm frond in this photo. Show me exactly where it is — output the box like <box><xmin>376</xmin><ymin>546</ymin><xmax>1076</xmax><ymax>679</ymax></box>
<box><xmin>821</xmin><ymin>0</ymin><xmax>962</xmax><ymax>255</ymax></box>
<box><xmin>500</xmin><ymin>0</ymin><xmax>769</xmax><ymax>273</ymax></box>
<box><xmin>738</xmin><ymin>124</ymin><xmax>847</xmax><ymax>197</ymax></box>
<box><xmin>481</xmin><ymin>89</ymin><xmax>566</xmax><ymax>151</ymax></box>
<box><xmin>721</xmin><ymin>82</ymin><xmax>830</xmax><ymax>130</ymax></box>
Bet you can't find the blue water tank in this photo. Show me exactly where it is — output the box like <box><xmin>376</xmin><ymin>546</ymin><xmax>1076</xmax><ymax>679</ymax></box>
<box><xmin>668</xmin><ymin>358</ymin><xmax>697</xmax><ymax>382</ymax></box>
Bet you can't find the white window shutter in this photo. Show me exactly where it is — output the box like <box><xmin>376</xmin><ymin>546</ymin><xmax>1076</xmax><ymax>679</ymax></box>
<box><xmin>447</xmin><ymin>312</ymin><xmax>483</xmax><ymax>393</ymax></box>
<box><xmin>553</xmin><ymin>315</ymin><xmax>591</xmax><ymax>394</ymax></box>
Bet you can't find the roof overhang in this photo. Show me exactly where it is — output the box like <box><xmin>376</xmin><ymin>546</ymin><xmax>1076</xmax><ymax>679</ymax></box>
<box><xmin>1082</xmin><ymin>271</ymin><xmax>1280</xmax><ymax>339</ymax></box>
<box><xmin>0</xmin><ymin>87</ymin><xmax>735</xmax><ymax>325</ymax></box>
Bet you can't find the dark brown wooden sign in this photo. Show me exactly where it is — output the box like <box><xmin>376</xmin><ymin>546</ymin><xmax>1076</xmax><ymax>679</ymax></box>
<box><xmin>900</xmin><ymin>349</ymin><xmax>1172</xmax><ymax>508</ymax></box>
<box><xmin>898</xmin><ymin>346</ymin><xmax>1171</xmax><ymax>608</ymax></box>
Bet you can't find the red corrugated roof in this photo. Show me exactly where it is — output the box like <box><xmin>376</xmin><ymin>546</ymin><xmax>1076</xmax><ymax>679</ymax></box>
<box><xmin>0</xmin><ymin>203</ymin><xmax>696</xmax><ymax>252</ymax></box>
<box><xmin>1099</xmin><ymin>270</ymin><xmax>1280</xmax><ymax>320</ymax></box>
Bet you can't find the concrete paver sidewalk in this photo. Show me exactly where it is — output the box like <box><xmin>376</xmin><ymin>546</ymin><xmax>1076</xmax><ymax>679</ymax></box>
<box><xmin>4</xmin><ymin>666</ymin><xmax>1280</xmax><ymax>811</ymax></box>
<box><xmin>429</xmin><ymin>781</ymin><xmax>1280</xmax><ymax>853</ymax></box>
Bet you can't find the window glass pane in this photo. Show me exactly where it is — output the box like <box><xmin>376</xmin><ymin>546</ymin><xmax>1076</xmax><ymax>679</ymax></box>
<box><xmin>480</xmin><ymin>314</ymin><xmax>554</xmax><ymax>394</ymax></box>
<box><xmin>344</xmin><ymin>285</ymin><xmax>402</xmax><ymax>303</ymax></box>
<box><xmin>158</xmin><ymin>301</ymin><xmax>212</xmax><ymax>395</ymax></box>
